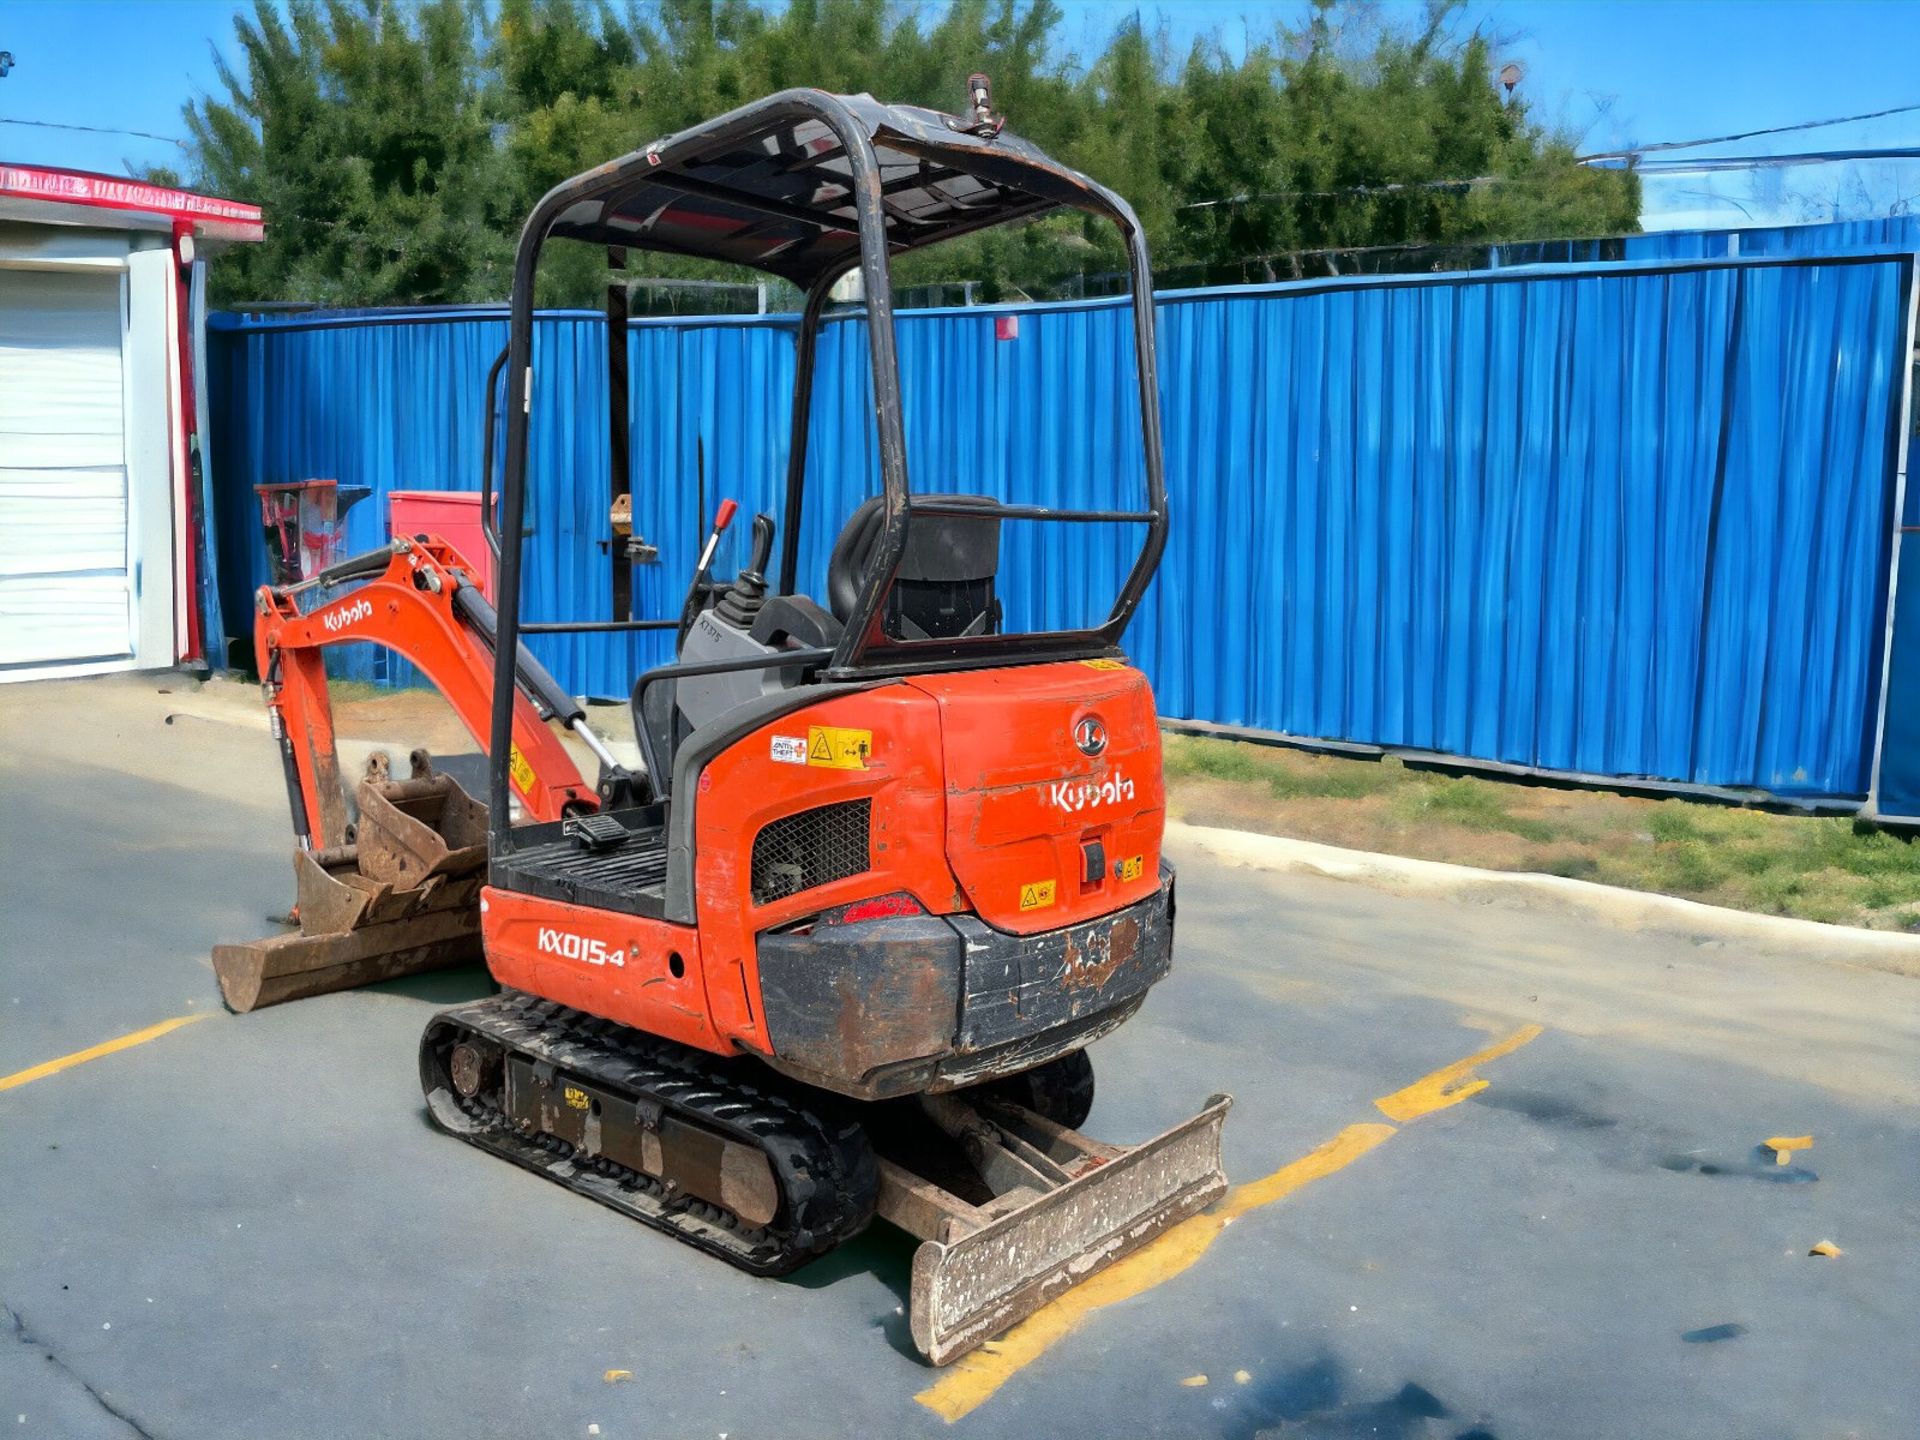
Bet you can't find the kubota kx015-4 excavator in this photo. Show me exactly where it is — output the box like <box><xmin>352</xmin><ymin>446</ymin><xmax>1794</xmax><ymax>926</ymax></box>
<box><xmin>217</xmin><ymin>81</ymin><xmax>1229</xmax><ymax>1365</ymax></box>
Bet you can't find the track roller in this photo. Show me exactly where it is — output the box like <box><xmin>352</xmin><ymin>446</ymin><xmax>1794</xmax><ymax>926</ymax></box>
<box><xmin>420</xmin><ymin>991</ymin><xmax>877</xmax><ymax>1274</ymax></box>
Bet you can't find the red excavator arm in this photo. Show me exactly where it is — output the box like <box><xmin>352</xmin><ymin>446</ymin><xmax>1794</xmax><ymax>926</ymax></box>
<box><xmin>253</xmin><ymin>535</ymin><xmax>600</xmax><ymax>851</ymax></box>
<box><xmin>212</xmin><ymin>535</ymin><xmax>617</xmax><ymax>1014</ymax></box>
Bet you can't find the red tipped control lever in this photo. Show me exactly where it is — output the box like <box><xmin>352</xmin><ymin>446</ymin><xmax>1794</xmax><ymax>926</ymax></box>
<box><xmin>677</xmin><ymin>498</ymin><xmax>739</xmax><ymax>642</ymax></box>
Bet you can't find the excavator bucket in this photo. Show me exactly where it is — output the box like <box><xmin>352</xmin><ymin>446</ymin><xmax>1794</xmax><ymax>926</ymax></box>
<box><xmin>882</xmin><ymin>1092</ymin><xmax>1232</xmax><ymax>1365</ymax></box>
<box><xmin>214</xmin><ymin>758</ymin><xmax>488</xmax><ymax>1012</ymax></box>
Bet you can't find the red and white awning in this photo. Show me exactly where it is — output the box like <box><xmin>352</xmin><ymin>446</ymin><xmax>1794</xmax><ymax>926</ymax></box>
<box><xmin>0</xmin><ymin>162</ymin><xmax>263</xmax><ymax>244</ymax></box>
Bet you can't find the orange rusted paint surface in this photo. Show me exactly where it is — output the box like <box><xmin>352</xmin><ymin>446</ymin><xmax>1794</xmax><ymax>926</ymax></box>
<box><xmin>482</xmin><ymin>660</ymin><xmax>1167</xmax><ymax>1068</ymax></box>
<box><xmin>691</xmin><ymin>684</ymin><xmax>957</xmax><ymax>1054</ymax></box>
<box><xmin>481</xmin><ymin>888</ymin><xmax>718</xmax><ymax>1052</ymax></box>
<box><xmin>903</xmin><ymin>661</ymin><xmax>1165</xmax><ymax>935</ymax></box>
<box><xmin>256</xmin><ymin>537</ymin><xmax>590</xmax><ymax>850</ymax></box>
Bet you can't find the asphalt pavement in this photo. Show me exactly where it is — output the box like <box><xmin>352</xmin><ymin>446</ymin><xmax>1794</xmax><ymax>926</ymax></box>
<box><xmin>2</xmin><ymin>676</ymin><xmax>1915</xmax><ymax>1439</ymax></box>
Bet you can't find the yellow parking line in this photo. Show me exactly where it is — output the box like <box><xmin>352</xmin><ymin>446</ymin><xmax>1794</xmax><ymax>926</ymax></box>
<box><xmin>917</xmin><ymin>1123</ymin><xmax>1396</xmax><ymax>1422</ymax></box>
<box><xmin>0</xmin><ymin>1014</ymin><xmax>208</xmax><ymax>1093</ymax></box>
<box><xmin>1374</xmin><ymin>1023</ymin><xmax>1544</xmax><ymax>1122</ymax></box>
<box><xmin>916</xmin><ymin>1024</ymin><xmax>1543</xmax><ymax>1422</ymax></box>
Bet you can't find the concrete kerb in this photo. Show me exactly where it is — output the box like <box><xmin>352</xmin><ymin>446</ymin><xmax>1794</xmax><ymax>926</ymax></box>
<box><xmin>1166</xmin><ymin>820</ymin><xmax>1920</xmax><ymax>981</ymax></box>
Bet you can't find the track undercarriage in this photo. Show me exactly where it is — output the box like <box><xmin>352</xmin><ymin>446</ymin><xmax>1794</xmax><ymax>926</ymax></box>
<box><xmin>421</xmin><ymin>991</ymin><xmax>877</xmax><ymax>1272</ymax></box>
<box><xmin>421</xmin><ymin>991</ymin><xmax>1230</xmax><ymax>1364</ymax></box>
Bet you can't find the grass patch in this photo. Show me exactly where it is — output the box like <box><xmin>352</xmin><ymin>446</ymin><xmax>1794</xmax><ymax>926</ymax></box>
<box><xmin>1162</xmin><ymin>734</ymin><xmax>1400</xmax><ymax>802</ymax></box>
<box><xmin>1390</xmin><ymin>774</ymin><xmax>1559</xmax><ymax>843</ymax></box>
<box><xmin>1163</xmin><ymin>732</ymin><xmax>1920</xmax><ymax>932</ymax></box>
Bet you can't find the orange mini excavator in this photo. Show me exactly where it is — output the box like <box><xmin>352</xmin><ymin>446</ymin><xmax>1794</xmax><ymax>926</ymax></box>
<box><xmin>216</xmin><ymin>82</ymin><xmax>1229</xmax><ymax>1365</ymax></box>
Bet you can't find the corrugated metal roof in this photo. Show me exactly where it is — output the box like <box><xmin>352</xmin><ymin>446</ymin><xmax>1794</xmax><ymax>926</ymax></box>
<box><xmin>1487</xmin><ymin>213</ymin><xmax>1920</xmax><ymax>268</ymax></box>
<box><xmin>1626</xmin><ymin>214</ymin><xmax>1920</xmax><ymax>261</ymax></box>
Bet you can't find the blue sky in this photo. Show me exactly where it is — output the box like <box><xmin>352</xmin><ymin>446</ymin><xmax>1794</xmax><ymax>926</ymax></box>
<box><xmin>1</xmin><ymin>0</ymin><xmax>1915</xmax><ymax>232</ymax></box>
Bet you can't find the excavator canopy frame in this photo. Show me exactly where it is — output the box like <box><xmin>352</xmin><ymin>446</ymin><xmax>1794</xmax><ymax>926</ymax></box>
<box><xmin>486</xmin><ymin>89</ymin><xmax>1169</xmax><ymax>849</ymax></box>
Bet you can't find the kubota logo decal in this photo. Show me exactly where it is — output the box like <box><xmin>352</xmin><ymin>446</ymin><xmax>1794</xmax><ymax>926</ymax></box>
<box><xmin>1048</xmin><ymin>770</ymin><xmax>1136</xmax><ymax>812</ymax></box>
<box><xmin>1073</xmin><ymin>715</ymin><xmax>1108</xmax><ymax>756</ymax></box>
<box><xmin>320</xmin><ymin>597</ymin><xmax>372</xmax><ymax>633</ymax></box>
<box><xmin>537</xmin><ymin>927</ymin><xmax>625</xmax><ymax>968</ymax></box>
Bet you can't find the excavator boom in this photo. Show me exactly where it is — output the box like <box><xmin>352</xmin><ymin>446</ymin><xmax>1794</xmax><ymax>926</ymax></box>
<box><xmin>215</xmin><ymin>536</ymin><xmax>612</xmax><ymax>1012</ymax></box>
<box><xmin>253</xmin><ymin>535</ymin><xmax>596</xmax><ymax>850</ymax></box>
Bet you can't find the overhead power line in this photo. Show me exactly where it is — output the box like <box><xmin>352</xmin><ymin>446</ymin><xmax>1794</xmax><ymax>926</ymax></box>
<box><xmin>0</xmin><ymin>115</ymin><xmax>188</xmax><ymax>147</ymax></box>
<box><xmin>1632</xmin><ymin>147</ymin><xmax>1920</xmax><ymax>175</ymax></box>
<box><xmin>1184</xmin><ymin>175</ymin><xmax>1495</xmax><ymax>208</ymax></box>
<box><xmin>1578</xmin><ymin>101</ymin><xmax>1920</xmax><ymax>165</ymax></box>
<box><xmin>1179</xmin><ymin>169</ymin><xmax>1624</xmax><ymax>210</ymax></box>
<box><xmin>1175</xmin><ymin>141</ymin><xmax>1920</xmax><ymax>215</ymax></box>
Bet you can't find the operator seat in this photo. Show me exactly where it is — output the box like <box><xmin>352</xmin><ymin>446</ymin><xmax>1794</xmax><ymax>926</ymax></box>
<box><xmin>826</xmin><ymin>494</ymin><xmax>1003</xmax><ymax>640</ymax></box>
<box><xmin>631</xmin><ymin>495</ymin><xmax>1005</xmax><ymax>795</ymax></box>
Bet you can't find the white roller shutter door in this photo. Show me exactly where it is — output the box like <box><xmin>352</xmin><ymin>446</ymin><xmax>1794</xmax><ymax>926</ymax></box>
<box><xmin>0</xmin><ymin>268</ymin><xmax>132</xmax><ymax>668</ymax></box>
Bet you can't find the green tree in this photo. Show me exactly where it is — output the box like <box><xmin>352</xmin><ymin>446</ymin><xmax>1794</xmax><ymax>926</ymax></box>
<box><xmin>185</xmin><ymin>0</ymin><xmax>506</xmax><ymax>306</ymax></box>
<box><xmin>1163</xmin><ymin>3</ymin><xmax>1640</xmax><ymax>279</ymax></box>
<box><xmin>175</xmin><ymin>0</ymin><xmax>1638</xmax><ymax>307</ymax></box>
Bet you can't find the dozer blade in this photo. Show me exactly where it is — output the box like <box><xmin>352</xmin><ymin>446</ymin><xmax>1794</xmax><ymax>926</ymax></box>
<box><xmin>214</xmin><ymin>769</ymin><xmax>488</xmax><ymax>1013</ymax></box>
<box><xmin>904</xmin><ymin>1093</ymin><xmax>1231</xmax><ymax>1366</ymax></box>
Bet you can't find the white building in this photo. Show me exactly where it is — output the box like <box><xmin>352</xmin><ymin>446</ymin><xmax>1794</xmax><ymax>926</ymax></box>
<box><xmin>0</xmin><ymin>163</ymin><xmax>261</xmax><ymax>680</ymax></box>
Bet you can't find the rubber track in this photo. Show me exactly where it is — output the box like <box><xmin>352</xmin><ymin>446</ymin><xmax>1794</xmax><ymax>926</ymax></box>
<box><xmin>420</xmin><ymin>991</ymin><xmax>877</xmax><ymax>1275</ymax></box>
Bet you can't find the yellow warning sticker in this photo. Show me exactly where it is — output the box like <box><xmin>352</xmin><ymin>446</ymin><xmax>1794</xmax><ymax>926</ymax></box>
<box><xmin>806</xmin><ymin>725</ymin><xmax>872</xmax><ymax>770</ymax></box>
<box><xmin>563</xmin><ymin>1085</ymin><xmax>591</xmax><ymax>1112</ymax></box>
<box><xmin>508</xmin><ymin>743</ymin><xmax>536</xmax><ymax>795</ymax></box>
<box><xmin>1019</xmin><ymin>879</ymin><xmax>1057</xmax><ymax>911</ymax></box>
<box><xmin>1115</xmin><ymin>854</ymin><xmax>1145</xmax><ymax>883</ymax></box>
<box><xmin>1080</xmin><ymin>658</ymin><xmax>1128</xmax><ymax>671</ymax></box>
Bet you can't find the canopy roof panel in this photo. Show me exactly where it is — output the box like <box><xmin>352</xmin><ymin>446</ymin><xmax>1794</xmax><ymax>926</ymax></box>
<box><xmin>541</xmin><ymin>91</ymin><xmax>1130</xmax><ymax>288</ymax></box>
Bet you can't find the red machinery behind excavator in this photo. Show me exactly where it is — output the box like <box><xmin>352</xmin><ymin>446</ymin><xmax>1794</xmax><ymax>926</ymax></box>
<box><xmin>215</xmin><ymin>81</ymin><xmax>1229</xmax><ymax>1366</ymax></box>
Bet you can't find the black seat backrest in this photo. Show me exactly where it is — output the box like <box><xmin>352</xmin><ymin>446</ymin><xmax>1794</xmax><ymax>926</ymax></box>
<box><xmin>828</xmin><ymin>494</ymin><xmax>1002</xmax><ymax>640</ymax></box>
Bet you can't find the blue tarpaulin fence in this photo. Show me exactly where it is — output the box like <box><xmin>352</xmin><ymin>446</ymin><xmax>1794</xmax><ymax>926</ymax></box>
<box><xmin>207</xmin><ymin>248</ymin><xmax>1917</xmax><ymax>806</ymax></box>
<box><xmin>1871</xmin><ymin>384</ymin><xmax>1920</xmax><ymax>819</ymax></box>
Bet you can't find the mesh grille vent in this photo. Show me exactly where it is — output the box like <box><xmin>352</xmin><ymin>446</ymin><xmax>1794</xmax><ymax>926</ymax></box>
<box><xmin>750</xmin><ymin>799</ymin><xmax>872</xmax><ymax>906</ymax></box>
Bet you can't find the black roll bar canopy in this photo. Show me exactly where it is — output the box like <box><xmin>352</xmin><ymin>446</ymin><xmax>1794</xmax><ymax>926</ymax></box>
<box><xmin>487</xmin><ymin>89</ymin><xmax>1168</xmax><ymax>845</ymax></box>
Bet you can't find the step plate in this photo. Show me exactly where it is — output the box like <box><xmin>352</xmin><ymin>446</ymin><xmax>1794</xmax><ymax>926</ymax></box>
<box><xmin>909</xmin><ymin>1093</ymin><xmax>1232</xmax><ymax>1365</ymax></box>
